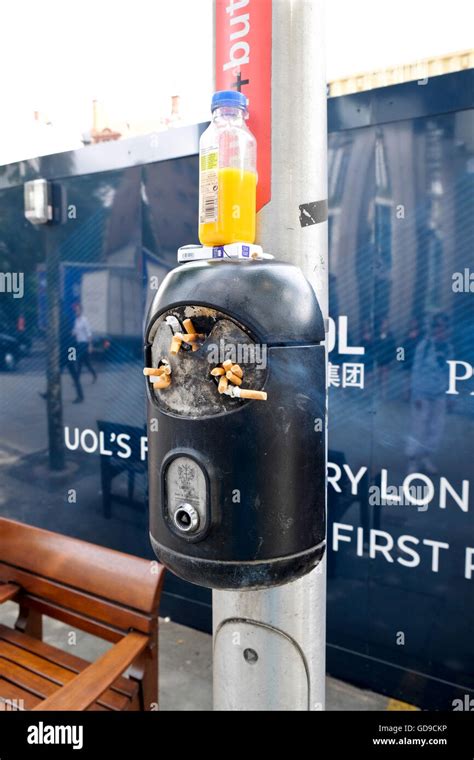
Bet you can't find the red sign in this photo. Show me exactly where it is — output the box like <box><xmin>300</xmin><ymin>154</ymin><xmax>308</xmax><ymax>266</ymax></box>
<box><xmin>215</xmin><ymin>0</ymin><xmax>272</xmax><ymax>211</ymax></box>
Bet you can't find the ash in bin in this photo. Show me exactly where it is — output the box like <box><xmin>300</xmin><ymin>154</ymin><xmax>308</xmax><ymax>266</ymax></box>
<box><xmin>144</xmin><ymin>306</ymin><xmax>268</xmax><ymax>417</ymax></box>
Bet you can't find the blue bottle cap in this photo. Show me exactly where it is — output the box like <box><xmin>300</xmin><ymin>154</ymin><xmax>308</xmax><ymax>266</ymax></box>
<box><xmin>211</xmin><ymin>90</ymin><xmax>248</xmax><ymax>112</ymax></box>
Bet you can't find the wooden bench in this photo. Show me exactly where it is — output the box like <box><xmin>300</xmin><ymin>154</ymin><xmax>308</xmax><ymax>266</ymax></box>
<box><xmin>0</xmin><ymin>518</ymin><xmax>165</xmax><ymax>711</ymax></box>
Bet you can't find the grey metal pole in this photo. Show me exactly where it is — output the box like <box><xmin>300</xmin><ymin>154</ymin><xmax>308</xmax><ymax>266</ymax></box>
<box><xmin>45</xmin><ymin>228</ymin><xmax>66</xmax><ymax>471</ymax></box>
<box><xmin>213</xmin><ymin>0</ymin><xmax>328</xmax><ymax>711</ymax></box>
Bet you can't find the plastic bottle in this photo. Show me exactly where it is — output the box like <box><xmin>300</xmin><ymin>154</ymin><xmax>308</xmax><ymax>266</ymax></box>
<box><xmin>199</xmin><ymin>90</ymin><xmax>257</xmax><ymax>246</ymax></box>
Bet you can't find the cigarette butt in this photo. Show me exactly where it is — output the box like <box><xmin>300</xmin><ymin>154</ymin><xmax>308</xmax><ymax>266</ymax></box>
<box><xmin>183</xmin><ymin>318</ymin><xmax>197</xmax><ymax>335</ymax></box>
<box><xmin>170</xmin><ymin>334</ymin><xmax>182</xmax><ymax>354</ymax></box>
<box><xmin>218</xmin><ymin>376</ymin><xmax>228</xmax><ymax>394</ymax></box>
<box><xmin>222</xmin><ymin>360</ymin><xmax>233</xmax><ymax>371</ymax></box>
<box><xmin>182</xmin><ymin>320</ymin><xmax>204</xmax><ymax>351</ymax></box>
<box><xmin>226</xmin><ymin>370</ymin><xmax>242</xmax><ymax>386</ymax></box>
<box><xmin>230</xmin><ymin>364</ymin><xmax>243</xmax><ymax>378</ymax></box>
<box><xmin>161</xmin><ymin>363</ymin><xmax>172</xmax><ymax>375</ymax></box>
<box><xmin>211</xmin><ymin>367</ymin><xmax>225</xmax><ymax>376</ymax></box>
<box><xmin>179</xmin><ymin>333</ymin><xmax>205</xmax><ymax>344</ymax></box>
<box><xmin>238</xmin><ymin>388</ymin><xmax>267</xmax><ymax>401</ymax></box>
<box><xmin>143</xmin><ymin>367</ymin><xmax>165</xmax><ymax>376</ymax></box>
<box><xmin>152</xmin><ymin>374</ymin><xmax>171</xmax><ymax>390</ymax></box>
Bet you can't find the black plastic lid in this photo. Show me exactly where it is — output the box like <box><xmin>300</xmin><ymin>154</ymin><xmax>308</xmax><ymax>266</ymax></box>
<box><xmin>147</xmin><ymin>260</ymin><xmax>325</xmax><ymax>346</ymax></box>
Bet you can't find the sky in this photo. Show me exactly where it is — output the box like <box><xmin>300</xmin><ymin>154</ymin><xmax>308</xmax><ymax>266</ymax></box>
<box><xmin>0</xmin><ymin>0</ymin><xmax>472</xmax><ymax>165</ymax></box>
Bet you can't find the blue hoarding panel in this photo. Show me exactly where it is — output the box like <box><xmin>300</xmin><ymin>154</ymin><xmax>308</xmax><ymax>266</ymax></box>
<box><xmin>0</xmin><ymin>71</ymin><xmax>472</xmax><ymax>708</ymax></box>
<box><xmin>326</xmin><ymin>100</ymin><xmax>474</xmax><ymax>707</ymax></box>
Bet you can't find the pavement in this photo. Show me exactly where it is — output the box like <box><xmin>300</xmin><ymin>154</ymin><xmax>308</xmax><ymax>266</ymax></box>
<box><xmin>0</xmin><ymin>601</ymin><xmax>390</xmax><ymax>711</ymax></box>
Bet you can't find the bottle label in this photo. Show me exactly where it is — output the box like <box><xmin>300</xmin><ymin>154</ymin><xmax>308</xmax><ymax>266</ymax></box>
<box><xmin>200</xmin><ymin>147</ymin><xmax>219</xmax><ymax>224</ymax></box>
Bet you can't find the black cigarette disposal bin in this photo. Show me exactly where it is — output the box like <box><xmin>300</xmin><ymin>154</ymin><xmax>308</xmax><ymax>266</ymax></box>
<box><xmin>144</xmin><ymin>258</ymin><xmax>326</xmax><ymax>590</ymax></box>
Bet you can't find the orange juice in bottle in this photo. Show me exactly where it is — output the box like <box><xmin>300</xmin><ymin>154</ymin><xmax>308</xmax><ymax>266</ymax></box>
<box><xmin>199</xmin><ymin>91</ymin><xmax>257</xmax><ymax>246</ymax></box>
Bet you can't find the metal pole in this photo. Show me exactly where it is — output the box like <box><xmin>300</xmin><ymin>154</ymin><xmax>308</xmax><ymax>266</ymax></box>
<box><xmin>213</xmin><ymin>0</ymin><xmax>328</xmax><ymax>710</ymax></box>
<box><xmin>45</xmin><ymin>228</ymin><xmax>66</xmax><ymax>471</ymax></box>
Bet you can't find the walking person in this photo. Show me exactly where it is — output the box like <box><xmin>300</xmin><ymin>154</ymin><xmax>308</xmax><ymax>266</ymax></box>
<box><xmin>72</xmin><ymin>302</ymin><xmax>97</xmax><ymax>383</ymax></box>
<box><xmin>374</xmin><ymin>317</ymin><xmax>396</xmax><ymax>398</ymax></box>
<box><xmin>401</xmin><ymin>318</ymin><xmax>422</xmax><ymax>400</ymax></box>
<box><xmin>39</xmin><ymin>309</ymin><xmax>84</xmax><ymax>403</ymax></box>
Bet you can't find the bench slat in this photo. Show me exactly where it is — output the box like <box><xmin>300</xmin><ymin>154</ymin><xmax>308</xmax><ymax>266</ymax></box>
<box><xmin>0</xmin><ymin>518</ymin><xmax>164</xmax><ymax>614</ymax></box>
<box><xmin>35</xmin><ymin>632</ymin><xmax>147</xmax><ymax>711</ymax></box>
<box><xmin>0</xmin><ymin>583</ymin><xmax>20</xmax><ymax>604</ymax></box>
<box><xmin>0</xmin><ymin>565</ymin><xmax>152</xmax><ymax>634</ymax></box>
<box><xmin>0</xmin><ymin>640</ymin><xmax>129</xmax><ymax>711</ymax></box>
<box><xmin>0</xmin><ymin>624</ymin><xmax>137</xmax><ymax>699</ymax></box>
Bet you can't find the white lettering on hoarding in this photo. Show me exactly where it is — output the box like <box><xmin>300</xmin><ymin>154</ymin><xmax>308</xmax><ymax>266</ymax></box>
<box><xmin>465</xmin><ymin>548</ymin><xmax>474</xmax><ymax>580</ymax></box>
<box><xmin>65</xmin><ymin>429</ymin><xmax>471</xmax><ymax>515</ymax></box>
<box><xmin>333</xmin><ymin>522</ymin><xmax>451</xmax><ymax>575</ymax></box>
<box><xmin>447</xmin><ymin>360</ymin><xmax>474</xmax><ymax>395</ymax></box>
<box><xmin>327</xmin><ymin>316</ymin><xmax>365</xmax><ymax>355</ymax></box>
<box><xmin>64</xmin><ymin>426</ymin><xmax>472</xmax><ymax>579</ymax></box>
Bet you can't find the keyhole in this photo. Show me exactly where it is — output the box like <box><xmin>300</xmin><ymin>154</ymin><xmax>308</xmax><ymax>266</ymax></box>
<box><xmin>243</xmin><ymin>648</ymin><xmax>258</xmax><ymax>664</ymax></box>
